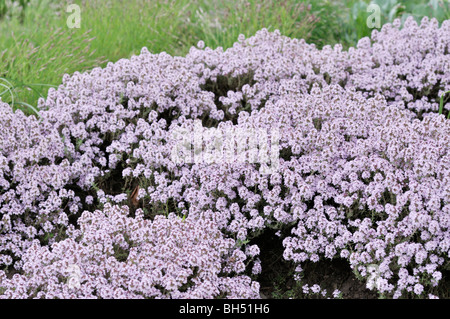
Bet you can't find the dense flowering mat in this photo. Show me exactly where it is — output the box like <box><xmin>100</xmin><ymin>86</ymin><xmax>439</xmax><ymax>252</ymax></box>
<box><xmin>0</xmin><ymin>17</ymin><xmax>449</xmax><ymax>298</ymax></box>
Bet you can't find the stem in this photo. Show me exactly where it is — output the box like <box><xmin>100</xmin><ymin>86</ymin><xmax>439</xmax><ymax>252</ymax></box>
<box><xmin>438</xmin><ymin>90</ymin><xmax>450</xmax><ymax>118</ymax></box>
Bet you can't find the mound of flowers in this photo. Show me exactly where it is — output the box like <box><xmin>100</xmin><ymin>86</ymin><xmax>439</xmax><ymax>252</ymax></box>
<box><xmin>0</xmin><ymin>204</ymin><xmax>259</xmax><ymax>299</ymax></box>
<box><xmin>0</xmin><ymin>17</ymin><xmax>449</xmax><ymax>299</ymax></box>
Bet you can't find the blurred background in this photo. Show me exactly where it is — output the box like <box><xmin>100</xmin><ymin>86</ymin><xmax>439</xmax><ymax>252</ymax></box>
<box><xmin>0</xmin><ymin>0</ymin><xmax>449</xmax><ymax>114</ymax></box>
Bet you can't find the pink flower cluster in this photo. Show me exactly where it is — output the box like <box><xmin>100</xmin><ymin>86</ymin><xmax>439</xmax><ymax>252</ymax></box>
<box><xmin>0</xmin><ymin>16</ymin><xmax>449</xmax><ymax>298</ymax></box>
<box><xmin>0</xmin><ymin>204</ymin><xmax>259</xmax><ymax>299</ymax></box>
<box><xmin>0</xmin><ymin>103</ymin><xmax>76</xmax><ymax>268</ymax></box>
<box><xmin>347</xmin><ymin>17</ymin><xmax>450</xmax><ymax>116</ymax></box>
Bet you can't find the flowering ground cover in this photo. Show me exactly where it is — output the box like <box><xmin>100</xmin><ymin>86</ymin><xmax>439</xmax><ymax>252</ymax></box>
<box><xmin>0</xmin><ymin>14</ymin><xmax>449</xmax><ymax>299</ymax></box>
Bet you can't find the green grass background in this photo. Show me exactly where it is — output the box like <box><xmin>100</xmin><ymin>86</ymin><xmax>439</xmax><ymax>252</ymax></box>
<box><xmin>0</xmin><ymin>0</ymin><xmax>449</xmax><ymax>115</ymax></box>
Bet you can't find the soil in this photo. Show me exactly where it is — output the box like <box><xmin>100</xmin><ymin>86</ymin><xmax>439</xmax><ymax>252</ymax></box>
<box><xmin>253</xmin><ymin>229</ymin><xmax>378</xmax><ymax>299</ymax></box>
<box><xmin>298</xmin><ymin>258</ymin><xmax>379</xmax><ymax>299</ymax></box>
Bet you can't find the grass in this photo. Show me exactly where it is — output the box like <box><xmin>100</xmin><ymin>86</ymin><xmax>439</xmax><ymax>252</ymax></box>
<box><xmin>439</xmin><ymin>90</ymin><xmax>450</xmax><ymax>119</ymax></box>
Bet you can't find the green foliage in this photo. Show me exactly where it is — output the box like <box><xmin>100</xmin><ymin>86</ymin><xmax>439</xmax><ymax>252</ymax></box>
<box><xmin>0</xmin><ymin>0</ymin><xmax>31</xmax><ymax>21</ymax></box>
<box><xmin>0</xmin><ymin>0</ymin><xmax>317</xmax><ymax>110</ymax></box>
<box><xmin>0</xmin><ymin>0</ymin><xmax>6</xmax><ymax>19</ymax></box>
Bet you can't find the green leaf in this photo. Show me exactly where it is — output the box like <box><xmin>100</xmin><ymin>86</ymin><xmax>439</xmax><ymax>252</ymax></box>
<box><xmin>438</xmin><ymin>90</ymin><xmax>450</xmax><ymax>118</ymax></box>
